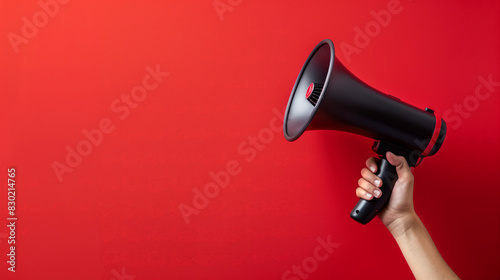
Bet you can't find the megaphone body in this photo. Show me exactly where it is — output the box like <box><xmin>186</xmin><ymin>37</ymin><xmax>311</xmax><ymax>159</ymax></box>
<box><xmin>283</xmin><ymin>39</ymin><xmax>446</xmax><ymax>224</ymax></box>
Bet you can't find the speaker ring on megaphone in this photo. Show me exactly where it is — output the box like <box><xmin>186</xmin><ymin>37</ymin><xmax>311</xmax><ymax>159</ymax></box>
<box><xmin>283</xmin><ymin>39</ymin><xmax>335</xmax><ymax>141</ymax></box>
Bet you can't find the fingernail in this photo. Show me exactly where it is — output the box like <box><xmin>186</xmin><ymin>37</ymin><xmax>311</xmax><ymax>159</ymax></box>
<box><xmin>374</xmin><ymin>189</ymin><xmax>381</xmax><ymax>198</ymax></box>
<box><xmin>370</xmin><ymin>166</ymin><xmax>376</xmax><ymax>172</ymax></box>
<box><xmin>374</xmin><ymin>179</ymin><xmax>381</xmax><ymax>187</ymax></box>
<box><xmin>366</xmin><ymin>193</ymin><xmax>373</xmax><ymax>199</ymax></box>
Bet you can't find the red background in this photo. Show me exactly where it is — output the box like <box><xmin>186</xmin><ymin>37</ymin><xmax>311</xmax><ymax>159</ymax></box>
<box><xmin>1</xmin><ymin>0</ymin><xmax>499</xmax><ymax>279</ymax></box>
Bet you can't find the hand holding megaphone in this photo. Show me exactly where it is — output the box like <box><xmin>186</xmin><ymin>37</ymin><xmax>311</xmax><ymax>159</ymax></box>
<box><xmin>283</xmin><ymin>39</ymin><xmax>446</xmax><ymax>224</ymax></box>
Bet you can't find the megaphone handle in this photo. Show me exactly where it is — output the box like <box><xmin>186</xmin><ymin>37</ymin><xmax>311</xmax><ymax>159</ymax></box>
<box><xmin>350</xmin><ymin>157</ymin><xmax>398</xmax><ymax>224</ymax></box>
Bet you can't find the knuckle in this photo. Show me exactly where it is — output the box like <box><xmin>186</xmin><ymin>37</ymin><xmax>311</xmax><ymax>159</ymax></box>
<box><xmin>355</xmin><ymin>187</ymin><xmax>364</xmax><ymax>197</ymax></box>
<box><xmin>357</xmin><ymin>178</ymin><xmax>365</xmax><ymax>187</ymax></box>
<box><xmin>359</xmin><ymin>179</ymin><xmax>374</xmax><ymax>191</ymax></box>
<box><xmin>361</xmin><ymin>168</ymin><xmax>369</xmax><ymax>177</ymax></box>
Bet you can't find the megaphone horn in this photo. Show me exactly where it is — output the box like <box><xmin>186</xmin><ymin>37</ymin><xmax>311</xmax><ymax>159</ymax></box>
<box><xmin>283</xmin><ymin>39</ymin><xmax>446</xmax><ymax>224</ymax></box>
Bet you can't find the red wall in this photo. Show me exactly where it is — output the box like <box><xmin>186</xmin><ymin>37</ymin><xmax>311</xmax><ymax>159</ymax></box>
<box><xmin>1</xmin><ymin>1</ymin><xmax>499</xmax><ymax>279</ymax></box>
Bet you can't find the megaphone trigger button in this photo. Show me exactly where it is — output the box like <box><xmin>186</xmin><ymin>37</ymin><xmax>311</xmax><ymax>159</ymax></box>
<box><xmin>425</xmin><ymin>107</ymin><xmax>435</xmax><ymax>114</ymax></box>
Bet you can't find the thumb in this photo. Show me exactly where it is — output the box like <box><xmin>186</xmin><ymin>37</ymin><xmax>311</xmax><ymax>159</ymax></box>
<box><xmin>386</xmin><ymin>151</ymin><xmax>411</xmax><ymax>180</ymax></box>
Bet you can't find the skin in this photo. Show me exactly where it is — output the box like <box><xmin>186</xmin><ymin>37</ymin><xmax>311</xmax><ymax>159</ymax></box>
<box><xmin>356</xmin><ymin>152</ymin><xmax>459</xmax><ymax>280</ymax></box>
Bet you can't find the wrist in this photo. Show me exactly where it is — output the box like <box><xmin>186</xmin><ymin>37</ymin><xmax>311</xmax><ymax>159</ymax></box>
<box><xmin>386</xmin><ymin>211</ymin><xmax>420</xmax><ymax>239</ymax></box>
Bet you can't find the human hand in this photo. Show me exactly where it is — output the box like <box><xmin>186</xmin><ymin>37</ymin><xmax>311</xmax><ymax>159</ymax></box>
<box><xmin>356</xmin><ymin>152</ymin><xmax>460</xmax><ymax>279</ymax></box>
<box><xmin>356</xmin><ymin>151</ymin><xmax>417</xmax><ymax>234</ymax></box>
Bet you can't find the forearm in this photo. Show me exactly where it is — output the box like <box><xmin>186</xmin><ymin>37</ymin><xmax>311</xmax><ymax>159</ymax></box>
<box><xmin>388</xmin><ymin>213</ymin><xmax>459</xmax><ymax>280</ymax></box>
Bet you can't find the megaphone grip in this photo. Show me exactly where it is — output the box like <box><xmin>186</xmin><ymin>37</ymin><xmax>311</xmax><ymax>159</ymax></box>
<box><xmin>350</xmin><ymin>157</ymin><xmax>398</xmax><ymax>224</ymax></box>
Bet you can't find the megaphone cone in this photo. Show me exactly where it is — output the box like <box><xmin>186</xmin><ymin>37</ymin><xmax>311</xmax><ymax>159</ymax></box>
<box><xmin>284</xmin><ymin>39</ymin><xmax>446</xmax><ymax>224</ymax></box>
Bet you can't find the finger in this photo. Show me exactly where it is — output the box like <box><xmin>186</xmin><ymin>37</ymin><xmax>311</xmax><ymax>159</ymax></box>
<box><xmin>366</xmin><ymin>157</ymin><xmax>379</xmax><ymax>173</ymax></box>
<box><xmin>386</xmin><ymin>151</ymin><xmax>412</xmax><ymax>180</ymax></box>
<box><xmin>357</xmin><ymin>177</ymin><xmax>382</xmax><ymax>198</ymax></box>
<box><xmin>361</xmin><ymin>167</ymin><xmax>382</xmax><ymax>188</ymax></box>
<box><xmin>356</xmin><ymin>187</ymin><xmax>375</xmax><ymax>200</ymax></box>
